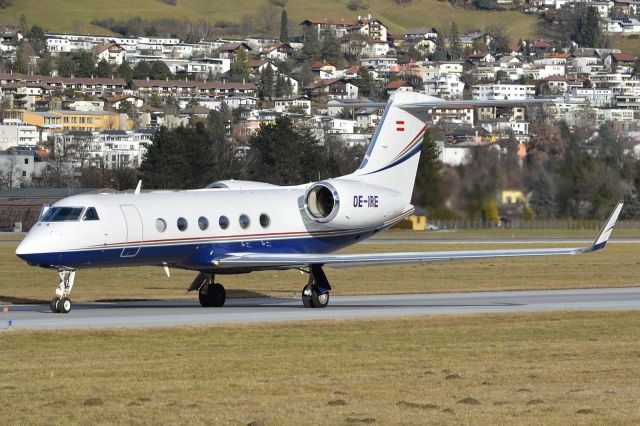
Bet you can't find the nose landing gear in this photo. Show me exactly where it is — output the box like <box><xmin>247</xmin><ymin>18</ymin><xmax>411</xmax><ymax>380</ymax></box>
<box><xmin>50</xmin><ymin>269</ymin><xmax>76</xmax><ymax>313</ymax></box>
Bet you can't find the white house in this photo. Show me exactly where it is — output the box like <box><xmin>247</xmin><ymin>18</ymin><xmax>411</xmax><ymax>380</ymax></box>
<box><xmin>472</xmin><ymin>83</ymin><xmax>535</xmax><ymax>100</ymax></box>
<box><xmin>93</xmin><ymin>43</ymin><xmax>126</xmax><ymax>65</ymax></box>
<box><xmin>0</xmin><ymin>124</ymin><xmax>39</xmax><ymax>150</ymax></box>
<box><xmin>274</xmin><ymin>97</ymin><xmax>312</xmax><ymax>115</ymax></box>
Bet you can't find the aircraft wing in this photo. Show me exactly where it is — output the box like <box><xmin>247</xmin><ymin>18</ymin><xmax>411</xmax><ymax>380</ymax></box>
<box><xmin>214</xmin><ymin>203</ymin><xmax>623</xmax><ymax>269</ymax></box>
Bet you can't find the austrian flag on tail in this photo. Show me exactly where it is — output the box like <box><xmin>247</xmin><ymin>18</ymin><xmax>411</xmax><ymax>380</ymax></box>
<box><xmin>396</xmin><ymin>120</ymin><xmax>404</xmax><ymax>132</ymax></box>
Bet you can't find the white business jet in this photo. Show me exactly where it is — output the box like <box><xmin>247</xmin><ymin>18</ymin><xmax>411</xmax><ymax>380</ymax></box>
<box><xmin>15</xmin><ymin>92</ymin><xmax>623</xmax><ymax>313</ymax></box>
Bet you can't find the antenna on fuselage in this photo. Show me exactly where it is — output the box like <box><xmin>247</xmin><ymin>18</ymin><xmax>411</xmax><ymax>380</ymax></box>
<box><xmin>134</xmin><ymin>180</ymin><xmax>142</xmax><ymax>196</ymax></box>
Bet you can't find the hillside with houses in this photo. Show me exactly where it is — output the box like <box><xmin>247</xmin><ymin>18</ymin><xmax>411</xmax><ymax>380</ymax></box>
<box><xmin>1</xmin><ymin>5</ymin><xmax>640</xmax><ymax>224</ymax></box>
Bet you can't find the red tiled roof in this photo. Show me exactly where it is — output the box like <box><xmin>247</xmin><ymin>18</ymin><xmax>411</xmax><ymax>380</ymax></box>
<box><xmin>311</xmin><ymin>61</ymin><xmax>335</xmax><ymax>69</ymax></box>
<box><xmin>385</xmin><ymin>80</ymin><xmax>409</xmax><ymax>89</ymax></box>
<box><xmin>611</xmin><ymin>52</ymin><xmax>636</xmax><ymax>62</ymax></box>
<box><xmin>531</xmin><ymin>40</ymin><xmax>552</xmax><ymax>49</ymax></box>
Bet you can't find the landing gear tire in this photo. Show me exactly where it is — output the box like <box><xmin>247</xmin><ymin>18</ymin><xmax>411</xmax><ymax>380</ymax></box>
<box><xmin>50</xmin><ymin>297</ymin><xmax>60</xmax><ymax>313</ymax></box>
<box><xmin>199</xmin><ymin>283</ymin><xmax>226</xmax><ymax>307</ymax></box>
<box><xmin>302</xmin><ymin>283</ymin><xmax>329</xmax><ymax>308</ymax></box>
<box><xmin>58</xmin><ymin>296</ymin><xmax>72</xmax><ymax>314</ymax></box>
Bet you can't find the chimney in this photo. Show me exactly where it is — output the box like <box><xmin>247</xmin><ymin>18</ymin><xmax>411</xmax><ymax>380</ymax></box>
<box><xmin>146</xmin><ymin>76</ymin><xmax>149</xmax><ymax>82</ymax></box>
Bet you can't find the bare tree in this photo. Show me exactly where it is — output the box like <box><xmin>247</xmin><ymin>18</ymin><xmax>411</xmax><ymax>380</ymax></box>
<box><xmin>0</xmin><ymin>154</ymin><xmax>22</xmax><ymax>189</ymax></box>
<box><xmin>66</xmin><ymin>133</ymin><xmax>95</xmax><ymax>169</ymax></box>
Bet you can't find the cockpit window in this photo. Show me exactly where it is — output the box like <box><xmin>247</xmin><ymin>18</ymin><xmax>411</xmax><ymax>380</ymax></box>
<box><xmin>41</xmin><ymin>207</ymin><xmax>84</xmax><ymax>222</ymax></box>
<box><xmin>83</xmin><ymin>207</ymin><xmax>99</xmax><ymax>221</ymax></box>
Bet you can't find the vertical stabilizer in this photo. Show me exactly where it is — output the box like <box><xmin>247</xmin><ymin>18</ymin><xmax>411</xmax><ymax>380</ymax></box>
<box><xmin>347</xmin><ymin>92</ymin><xmax>433</xmax><ymax>204</ymax></box>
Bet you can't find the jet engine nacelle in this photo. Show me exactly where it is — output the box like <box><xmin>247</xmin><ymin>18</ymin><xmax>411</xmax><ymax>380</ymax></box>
<box><xmin>303</xmin><ymin>179</ymin><xmax>407</xmax><ymax>229</ymax></box>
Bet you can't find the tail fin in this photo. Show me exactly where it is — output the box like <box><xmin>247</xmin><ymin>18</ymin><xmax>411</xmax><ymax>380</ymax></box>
<box><xmin>347</xmin><ymin>91</ymin><xmax>432</xmax><ymax>204</ymax></box>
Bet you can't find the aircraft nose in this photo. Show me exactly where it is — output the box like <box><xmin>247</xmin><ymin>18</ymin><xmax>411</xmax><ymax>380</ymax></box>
<box><xmin>15</xmin><ymin>239</ymin><xmax>30</xmax><ymax>257</ymax></box>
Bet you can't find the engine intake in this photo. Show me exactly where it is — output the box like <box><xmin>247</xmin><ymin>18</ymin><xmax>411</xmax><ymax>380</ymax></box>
<box><xmin>304</xmin><ymin>182</ymin><xmax>339</xmax><ymax>223</ymax></box>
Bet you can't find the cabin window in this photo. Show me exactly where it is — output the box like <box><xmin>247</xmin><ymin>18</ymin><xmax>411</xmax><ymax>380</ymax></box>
<box><xmin>259</xmin><ymin>213</ymin><xmax>270</xmax><ymax>228</ymax></box>
<box><xmin>156</xmin><ymin>218</ymin><xmax>167</xmax><ymax>233</ymax></box>
<box><xmin>83</xmin><ymin>207</ymin><xmax>100</xmax><ymax>221</ymax></box>
<box><xmin>198</xmin><ymin>216</ymin><xmax>209</xmax><ymax>231</ymax></box>
<box><xmin>40</xmin><ymin>207</ymin><xmax>84</xmax><ymax>222</ymax></box>
<box><xmin>177</xmin><ymin>217</ymin><xmax>188</xmax><ymax>232</ymax></box>
<box><xmin>219</xmin><ymin>215</ymin><xmax>229</xmax><ymax>230</ymax></box>
<box><xmin>239</xmin><ymin>214</ymin><xmax>250</xmax><ymax>229</ymax></box>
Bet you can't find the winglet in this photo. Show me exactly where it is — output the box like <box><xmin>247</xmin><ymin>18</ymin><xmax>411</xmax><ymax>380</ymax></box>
<box><xmin>587</xmin><ymin>202</ymin><xmax>624</xmax><ymax>252</ymax></box>
<box><xmin>134</xmin><ymin>180</ymin><xmax>142</xmax><ymax>195</ymax></box>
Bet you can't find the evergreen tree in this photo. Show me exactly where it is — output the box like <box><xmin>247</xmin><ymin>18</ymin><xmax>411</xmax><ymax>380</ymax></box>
<box><xmin>258</xmin><ymin>66</ymin><xmax>275</xmax><ymax>99</ymax></box>
<box><xmin>275</xmin><ymin>73</ymin><xmax>286</xmax><ymax>97</ymax></box>
<box><xmin>150</xmin><ymin>60</ymin><xmax>172</xmax><ymax>80</ymax></box>
<box><xmin>280</xmin><ymin>9</ymin><xmax>289</xmax><ymax>43</ymax></box>
<box><xmin>95</xmin><ymin>59</ymin><xmax>112</xmax><ymax>78</ymax></box>
<box><xmin>249</xmin><ymin>116</ymin><xmax>337</xmax><ymax>185</ymax></box>
<box><xmin>38</xmin><ymin>54</ymin><xmax>52</xmax><ymax>76</ymax></box>
<box><xmin>13</xmin><ymin>45</ymin><xmax>28</xmax><ymax>74</ymax></box>
<box><xmin>207</xmin><ymin>110</ymin><xmax>227</xmax><ymax>142</ymax></box>
<box><xmin>133</xmin><ymin>61</ymin><xmax>151</xmax><ymax>80</ymax></box>
<box><xmin>230</xmin><ymin>48</ymin><xmax>251</xmax><ymax>81</ymax></box>
<box><xmin>58</xmin><ymin>56</ymin><xmax>76</xmax><ymax>77</ymax></box>
<box><xmin>411</xmin><ymin>130</ymin><xmax>446</xmax><ymax>217</ymax></box>
<box><xmin>320</xmin><ymin>29</ymin><xmax>342</xmax><ymax>65</ymax></box>
<box><xmin>140</xmin><ymin>123</ymin><xmax>243</xmax><ymax>189</ymax></box>
<box><xmin>18</xmin><ymin>14</ymin><xmax>28</xmax><ymax>35</ymax></box>
<box><xmin>448</xmin><ymin>23</ymin><xmax>463</xmax><ymax>61</ymax></box>
<box><xmin>353</xmin><ymin>66</ymin><xmax>373</xmax><ymax>98</ymax></box>
<box><xmin>148</xmin><ymin>93</ymin><xmax>163</xmax><ymax>108</ymax></box>
<box><xmin>27</xmin><ymin>25</ymin><xmax>47</xmax><ymax>56</ymax></box>
<box><xmin>76</xmin><ymin>52</ymin><xmax>95</xmax><ymax>77</ymax></box>
<box><xmin>529</xmin><ymin>170</ymin><xmax>557</xmax><ymax>218</ymax></box>
<box><xmin>431</xmin><ymin>33</ymin><xmax>447</xmax><ymax>62</ymax></box>
<box><xmin>117</xmin><ymin>99</ymin><xmax>134</xmax><ymax>117</ymax></box>
<box><xmin>117</xmin><ymin>59</ymin><xmax>134</xmax><ymax>81</ymax></box>
<box><xmin>301</xmin><ymin>27</ymin><xmax>320</xmax><ymax>62</ymax></box>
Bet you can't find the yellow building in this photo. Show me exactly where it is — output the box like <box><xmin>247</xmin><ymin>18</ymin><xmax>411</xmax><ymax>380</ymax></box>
<box><xmin>2</xmin><ymin>109</ymin><xmax>63</xmax><ymax>132</ymax></box>
<box><xmin>501</xmin><ymin>189</ymin><xmax>528</xmax><ymax>205</ymax></box>
<box><xmin>2</xmin><ymin>109</ymin><xmax>133</xmax><ymax>132</ymax></box>
<box><xmin>51</xmin><ymin>110</ymin><xmax>132</xmax><ymax>132</ymax></box>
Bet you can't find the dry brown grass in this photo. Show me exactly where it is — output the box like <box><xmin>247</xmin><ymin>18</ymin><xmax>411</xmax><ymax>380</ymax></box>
<box><xmin>1</xmin><ymin>235</ymin><xmax>638</xmax><ymax>304</ymax></box>
<box><xmin>1</xmin><ymin>311</ymin><xmax>639</xmax><ymax>424</ymax></box>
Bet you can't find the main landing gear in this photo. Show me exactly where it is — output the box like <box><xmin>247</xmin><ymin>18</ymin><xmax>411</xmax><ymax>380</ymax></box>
<box><xmin>50</xmin><ymin>269</ymin><xmax>76</xmax><ymax>314</ymax></box>
<box><xmin>190</xmin><ymin>272</ymin><xmax>226</xmax><ymax>307</ymax></box>
<box><xmin>301</xmin><ymin>265</ymin><xmax>331</xmax><ymax>309</ymax></box>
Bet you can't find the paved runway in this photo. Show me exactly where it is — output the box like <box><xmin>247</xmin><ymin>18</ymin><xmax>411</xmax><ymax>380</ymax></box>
<box><xmin>3</xmin><ymin>287</ymin><xmax>640</xmax><ymax>331</ymax></box>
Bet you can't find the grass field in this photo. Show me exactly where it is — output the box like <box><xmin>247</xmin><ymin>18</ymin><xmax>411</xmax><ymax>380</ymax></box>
<box><xmin>1</xmin><ymin>311</ymin><xmax>639</xmax><ymax>424</ymax></box>
<box><xmin>1</xmin><ymin>228</ymin><xmax>638</xmax><ymax>304</ymax></box>
<box><xmin>1</xmin><ymin>0</ymin><xmax>542</xmax><ymax>38</ymax></box>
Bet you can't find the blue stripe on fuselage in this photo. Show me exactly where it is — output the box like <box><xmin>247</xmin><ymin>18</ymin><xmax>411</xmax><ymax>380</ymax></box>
<box><xmin>16</xmin><ymin>230</ymin><xmax>378</xmax><ymax>271</ymax></box>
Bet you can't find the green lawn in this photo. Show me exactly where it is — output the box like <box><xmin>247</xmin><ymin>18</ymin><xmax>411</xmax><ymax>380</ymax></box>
<box><xmin>1</xmin><ymin>311</ymin><xmax>639</xmax><ymax>424</ymax></box>
<box><xmin>2</xmin><ymin>0</ymin><xmax>543</xmax><ymax>38</ymax></box>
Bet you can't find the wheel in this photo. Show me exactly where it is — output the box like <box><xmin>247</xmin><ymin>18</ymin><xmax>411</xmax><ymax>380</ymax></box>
<box><xmin>302</xmin><ymin>283</ymin><xmax>330</xmax><ymax>308</ymax></box>
<box><xmin>50</xmin><ymin>297</ymin><xmax>60</xmax><ymax>313</ymax></box>
<box><xmin>302</xmin><ymin>283</ymin><xmax>313</xmax><ymax>308</ymax></box>
<box><xmin>199</xmin><ymin>283</ymin><xmax>226</xmax><ymax>307</ymax></box>
<box><xmin>311</xmin><ymin>288</ymin><xmax>330</xmax><ymax>308</ymax></box>
<box><xmin>58</xmin><ymin>296</ymin><xmax>71</xmax><ymax>314</ymax></box>
<box><xmin>209</xmin><ymin>283</ymin><xmax>226</xmax><ymax>307</ymax></box>
<box><xmin>199</xmin><ymin>284</ymin><xmax>211</xmax><ymax>307</ymax></box>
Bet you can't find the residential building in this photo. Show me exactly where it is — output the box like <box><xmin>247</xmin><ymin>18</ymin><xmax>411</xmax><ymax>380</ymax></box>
<box><xmin>0</xmin><ymin>124</ymin><xmax>39</xmax><ymax>149</ymax></box>
<box><xmin>93</xmin><ymin>43</ymin><xmax>126</xmax><ymax>65</ymax></box>
<box><xmin>472</xmin><ymin>83</ymin><xmax>535</xmax><ymax>100</ymax></box>
<box><xmin>274</xmin><ymin>97</ymin><xmax>312</xmax><ymax>115</ymax></box>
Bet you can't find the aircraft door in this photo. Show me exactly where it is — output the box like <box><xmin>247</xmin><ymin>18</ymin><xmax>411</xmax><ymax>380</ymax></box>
<box><xmin>120</xmin><ymin>205</ymin><xmax>143</xmax><ymax>257</ymax></box>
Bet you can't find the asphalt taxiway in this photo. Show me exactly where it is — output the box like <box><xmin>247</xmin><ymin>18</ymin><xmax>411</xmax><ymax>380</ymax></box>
<box><xmin>3</xmin><ymin>287</ymin><xmax>640</xmax><ymax>330</ymax></box>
